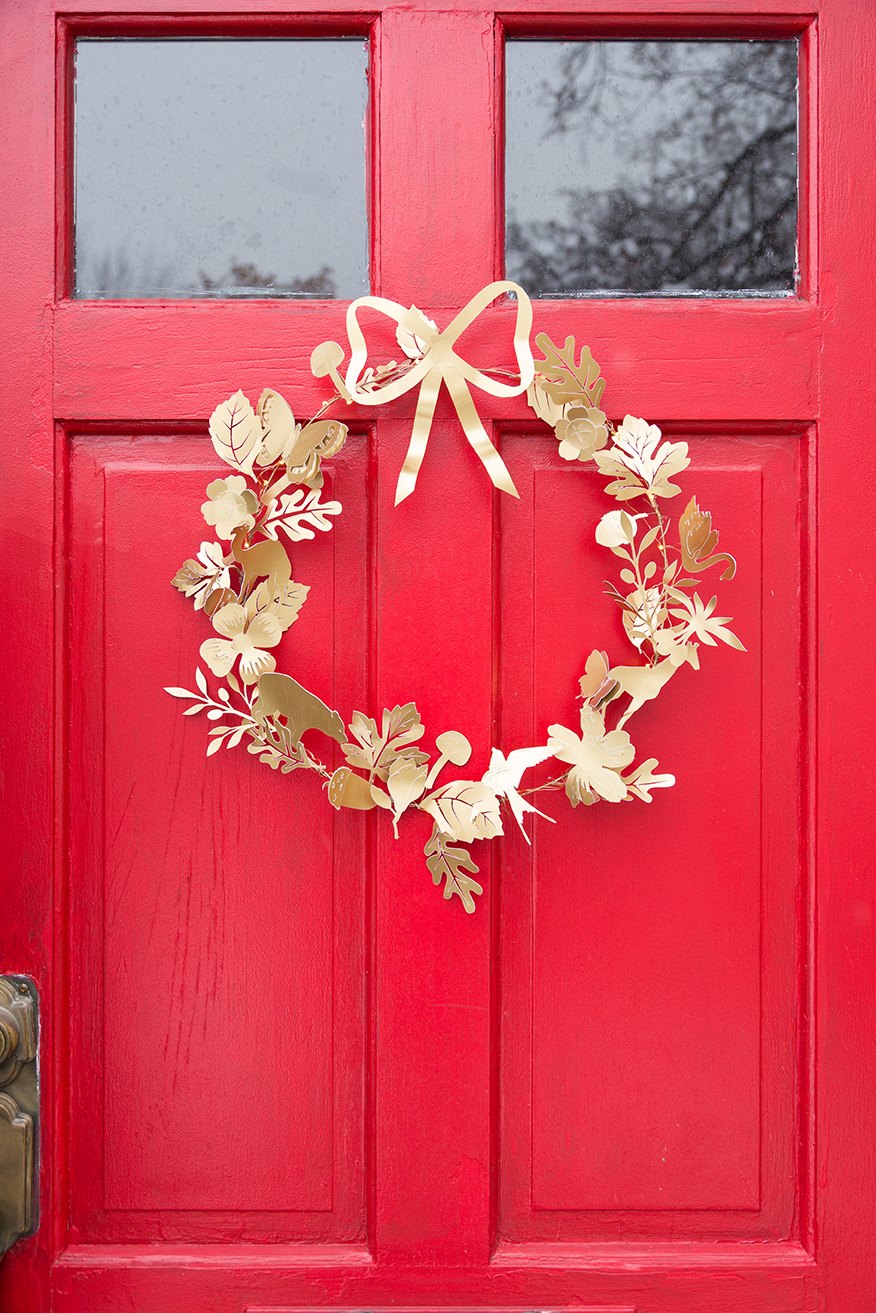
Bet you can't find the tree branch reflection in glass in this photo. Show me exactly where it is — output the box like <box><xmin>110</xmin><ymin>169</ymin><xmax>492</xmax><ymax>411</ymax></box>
<box><xmin>505</xmin><ymin>40</ymin><xmax>798</xmax><ymax>297</ymax></box>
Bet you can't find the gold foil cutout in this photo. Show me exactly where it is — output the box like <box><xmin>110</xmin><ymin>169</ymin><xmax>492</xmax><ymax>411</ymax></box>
<box><xmin>548</xmin><ymin>708</ymin><xmax>635</xmax><ymax>806</ymax></box>
<box><xmin>342</xmin><ymin>703</ymin><xmax>428</xmax><ymax>779</ymax></box>
<box><xmin>209</xmin><ymin>392</ymin><xmax>262</xmax><ymax>476</ymax></box>
<box><xmin>424</xmin><ymin>825</ymin><xmax>483</xmax><ymax>914</ymax></box>
<box><xmin>229</xmin><ymin>528</ymin><xmax>291</xmax><ymax>596</ymax></box>
<box><xmin>252</xmin><ymin>673</ymin><xmax>346</xmax><ymax>747</ymax></box>
<box><xmin>482</xmin><ymin>746</ymin><xmax>556</xmax><ymax>844</ymax></box>
<box><xmin>607</xmin><ymin>645</ymin><xmax>700</xmax><ymax>728</ymax></box>
<box><xmin>311</xmin><ymin>281</ymin><xmax>535</xmax><ymax>504</ymax></box>
<box><xmin>420</xmin><ymin>780</ymin><xmax>503</xmax><ymax>843</ymax></box>
<box><xmin>679</xmin><ymin>496</ymin><xmax>737</xmax><ymax>580</ymax></box>
<box><xmin>328</xmin><ymin>766</ymin><xmax>378</xmax><ymax>810</ymax></box>
<box><xmin>256</xmin><ymin>388</ymin><xmax>348</xmax><ymax>496</ymax></box>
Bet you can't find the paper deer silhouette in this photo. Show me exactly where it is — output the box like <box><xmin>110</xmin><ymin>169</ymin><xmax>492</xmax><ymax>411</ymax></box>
<box><xmin>609</xmin><ymin>644</ymin><xmax>700</xmax><ymax>728</ymax></box>
<box><xmin>252</xmin><ymin>673</ymin><xmax>345</xmax><ymax>748</ymax></box>
<box><xmin>230</xmin><ymin>528</ymin><xmax>292</xmax><ymax>596</ymax></box>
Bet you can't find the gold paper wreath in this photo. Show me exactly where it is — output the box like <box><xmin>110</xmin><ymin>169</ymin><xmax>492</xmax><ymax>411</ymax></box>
<box><xmin>167</xmin><ymin>283</ymin><xmax>743</xmax><ymax>913</ymax></box>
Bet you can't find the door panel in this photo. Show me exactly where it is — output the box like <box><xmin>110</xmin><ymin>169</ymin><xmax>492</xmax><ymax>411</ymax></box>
<box><xmin>67</xmin><ymin>434</ymin><xmax>370</xmax><ymax>1243</ymax></box>
<box><xmin>498</xmin><ymin>432</ymin><xmax>803</xmax><ymax>1243</ymax></box>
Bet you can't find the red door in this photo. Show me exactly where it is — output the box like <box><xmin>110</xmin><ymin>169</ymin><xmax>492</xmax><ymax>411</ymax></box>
<box><xmin>2</xmin><ymin>2</ymin><xmax>875</xmax><ymax>1311</ymax></box>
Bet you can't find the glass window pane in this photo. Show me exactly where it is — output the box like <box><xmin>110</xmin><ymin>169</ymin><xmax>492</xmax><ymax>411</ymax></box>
<box><xmin>74</xmin><ymin>38</ymin><xmax>369</xmax><ymax>299</ymax></box>
<box><xmin>505</xmin><ymin>40</ymin><xmax>798</xmax><ymax>296</ymax></box>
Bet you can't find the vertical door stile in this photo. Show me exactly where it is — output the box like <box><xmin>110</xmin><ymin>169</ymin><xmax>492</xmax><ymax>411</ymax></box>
<box><xmin>371</xmin><ymin>7</ymin><xmax>499</xmax><ymax>1269</ymax></box>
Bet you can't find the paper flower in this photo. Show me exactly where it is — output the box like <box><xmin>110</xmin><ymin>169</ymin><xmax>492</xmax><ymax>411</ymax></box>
<box><xmin>548</xmin><ymin>707</ymin><xmax>635</xmax><ymax>805</ymax></box>
<box><xmin>200</xmin><ymin>476</ymin><xmax>258</xmax><ymax>539</ymax></box>
<box><xmin>199</xmin><ymin>603</ymin><xmax>282</xmax><ymax>684</ymax></box>
<box><xmin>555</xmin><ymin>405</ymin><xmax>610</xmax><ymax>462</ymax></box>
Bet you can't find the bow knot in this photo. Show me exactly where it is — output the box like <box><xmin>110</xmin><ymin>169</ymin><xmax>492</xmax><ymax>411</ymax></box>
<box><xmin>311</xmin><ymin>281</ymin><xmax>535</xmax><ymax>505</ymax></box>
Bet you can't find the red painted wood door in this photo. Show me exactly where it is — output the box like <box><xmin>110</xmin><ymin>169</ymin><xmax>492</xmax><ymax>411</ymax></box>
<box><xmin>2</xmin><ymin>2</ymin><xmax>875</xmax><ymax>1311</ymax></box>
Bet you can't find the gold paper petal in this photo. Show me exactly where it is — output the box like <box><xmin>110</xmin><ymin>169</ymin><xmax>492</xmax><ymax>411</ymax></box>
<box><xmin>199</xmin><ymin>638</ymin><xmax>236</xmax><ymax>679</ymax></box>
<box><xmin>238</xmin><ymin>647</ymin><xmax>277</xmax><ymax>685</ymax></box>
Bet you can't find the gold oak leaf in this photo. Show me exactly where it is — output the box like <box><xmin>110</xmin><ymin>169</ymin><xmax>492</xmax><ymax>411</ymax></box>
<box><xmin>594</xmin><ymin>416</ymin><xmax>690</xmax><ymax>502</ymax></box>
<box><xmin>424</xmin><ymin>824</ymin><xmax>483</xmax><ymax>914</ymax></box>
<box><xmin>533</xmin><ymin>332</ymin><xmax>606</xmax><ymax>409</ymax></box>
<box><xmin>342</xmin><ymin>703</ymin><xmax>429</xmax><ymax>780</ymax></box>
<box><xmin>260</xmin><ymin>488</ymin><xmax>343</xmax><ymax>543</ymax></box>
<box><xmin>678</xmin><ymin>496</ymin><xmax>737</xmax><ymax>580</ymax></box>
<box><xmin>208</xmin><ymin>391</ymin><xmax>262</xmax><ymax>477</ymax></box>
<box><xmin>420</xmin><ymin>780</ymin><xmax>503</xmax><ymax>843</ymax></box>
<box><xmin>621</xmin><ymin>758</ymin><xmax>676</xmax><ymax>802</ymax></box>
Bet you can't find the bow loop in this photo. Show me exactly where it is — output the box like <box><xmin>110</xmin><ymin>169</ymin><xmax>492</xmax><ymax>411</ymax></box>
<box><xmin>311</xmin><ymin>281</ymin><xmax>535</xmax><ymax>504</ymax></box>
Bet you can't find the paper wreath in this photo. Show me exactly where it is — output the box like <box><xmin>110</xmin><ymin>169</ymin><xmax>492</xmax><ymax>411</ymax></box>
<box><xmin>167</xmin><ymin>282</ymin><xmax>744</xmax><ymax>913</ymax></box>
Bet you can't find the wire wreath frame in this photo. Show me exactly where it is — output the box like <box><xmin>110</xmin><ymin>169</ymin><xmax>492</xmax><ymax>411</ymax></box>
<box><xmin>167</xmin><ymin>287</ymin><xmax>744</xmax><ymax>913</ymax></box>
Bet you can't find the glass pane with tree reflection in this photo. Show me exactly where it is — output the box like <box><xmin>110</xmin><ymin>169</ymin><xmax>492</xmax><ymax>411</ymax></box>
<box><xmin>505</xmin><ymin>40</ymin><xmax>798</xmax><ymax>296</ymax></box>
<box><xmin>74</xmin><ymin>39</ymin><xmax>369</xmax><ymax>299</ymax></box>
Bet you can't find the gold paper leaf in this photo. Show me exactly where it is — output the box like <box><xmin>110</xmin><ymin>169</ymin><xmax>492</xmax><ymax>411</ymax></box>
<box><xmin>385</xmin><ymin>755</ymin><xmax>429</xmax><ymax>836</ymax></box>
<box><xmin>533</xmin><ymin>332</ymin><xmax>606</xmax><ymax>408</ymax></box>
<box><xmin>595</xmin><ymin>417</ymin><xmax>690</xmax><ymax>501</ymax></box>
<box><xmin>396</xmin><ymin>306</ymin><xmax>437</xmax><ymax>360</ymax></box>
<box><xmin>679</xmin><ymin>497</ymin><xmax>737</xmax><ymax>580</ymax></box>
<box><xmin>667</xmin><ymin>592</ymin><xmax>745</xmax><ymax>651</ymax></box>
<box><xmin>255</xmin><ymin>389</ymin><xmax>297</xmax><ymax>466</ymax></box>
<box><xmin>342</xmin><ymin>703</ymin><xmax>428</xmax><ymax>780</ymax></box>
<box><xmin>209</xmin><ymin>391</ymin><xmax>261</xmax><ymax>476</ymax></box>
<box><xmin>420</xmin><ymin>780</ymin><xmax>503</xmax><ymax>843</ymax></box>
<box><xmin>245</xmin><ymin>579</ymin><xmax>310</xmax><ymax>631</ymax></box>
<box><xmin>424</xmin><ymin>824</ymin><xmax>483</xmax><ymax>914</ymax></box>
<box><xmin>260</xmin><ymin>488</ymin><xmax>343</xmax><ymax>542</ymax></box>
<box><xmin>621</xmin><ymin>758</ymin><xmax>676</xmax><ymax>802</ymax></box>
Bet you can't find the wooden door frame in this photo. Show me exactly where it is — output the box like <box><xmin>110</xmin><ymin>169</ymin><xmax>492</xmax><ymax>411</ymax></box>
<box><xmin>2</xmin><ymin>0</ymin><xmax>874</xmax><ymax>1309</ymax></box>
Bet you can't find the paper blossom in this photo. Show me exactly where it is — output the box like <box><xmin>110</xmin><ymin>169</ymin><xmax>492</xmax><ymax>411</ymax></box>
<box><xmin>548</xmin><ymin>708</ymin><xmax>636</xmax><ymax>805</ymax></box>
<box><xmin>201</xmin><ymin>477</ymin><xmax>259</xmax><ymax>539</ymax></box>
<box><xmin>168</xmin><ymin>298</ymin><xmax>744</xmax><ymax>914</ymax></box>
<box><xmin>199</xmin><ymin>603</ymin><xmax>282</xmax><ymax>684</ymax></box>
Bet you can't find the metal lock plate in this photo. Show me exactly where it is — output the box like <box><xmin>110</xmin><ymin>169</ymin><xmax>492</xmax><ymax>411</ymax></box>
<box><xmin>0</xmin><ymin>976</ymin><xmax>38</xmax><ymax>1254</ymax></box>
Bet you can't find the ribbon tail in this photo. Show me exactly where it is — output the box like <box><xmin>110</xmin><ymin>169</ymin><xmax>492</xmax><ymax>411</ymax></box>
<box><xmin>444</xmin><ymin>372</ymin><xmax>519</xmax><ymax>499</ymax></box>
<box><xmin>395</xmin><ymin>370</ymin><xmax>442</xmax><ymax>505</ymax></box>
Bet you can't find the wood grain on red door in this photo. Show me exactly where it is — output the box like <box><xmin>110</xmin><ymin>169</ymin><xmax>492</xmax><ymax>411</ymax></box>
<box><xmin>1</xmin><ymin>2</ymin><xmax>875</xmax><ymax>1312</ymax></box>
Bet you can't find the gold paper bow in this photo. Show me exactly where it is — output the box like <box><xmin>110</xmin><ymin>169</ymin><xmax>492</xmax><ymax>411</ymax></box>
<box><xmin>311</xmin><ymin>281</ymin><xmax>535</xmax><ymax>505</ymax></box>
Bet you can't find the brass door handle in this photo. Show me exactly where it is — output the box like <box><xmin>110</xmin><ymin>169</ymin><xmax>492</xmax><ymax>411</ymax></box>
<box><xmin>0</xmin><ymin>977</ymin><xmax>38</xmax><ymax>1256</ymax></box>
